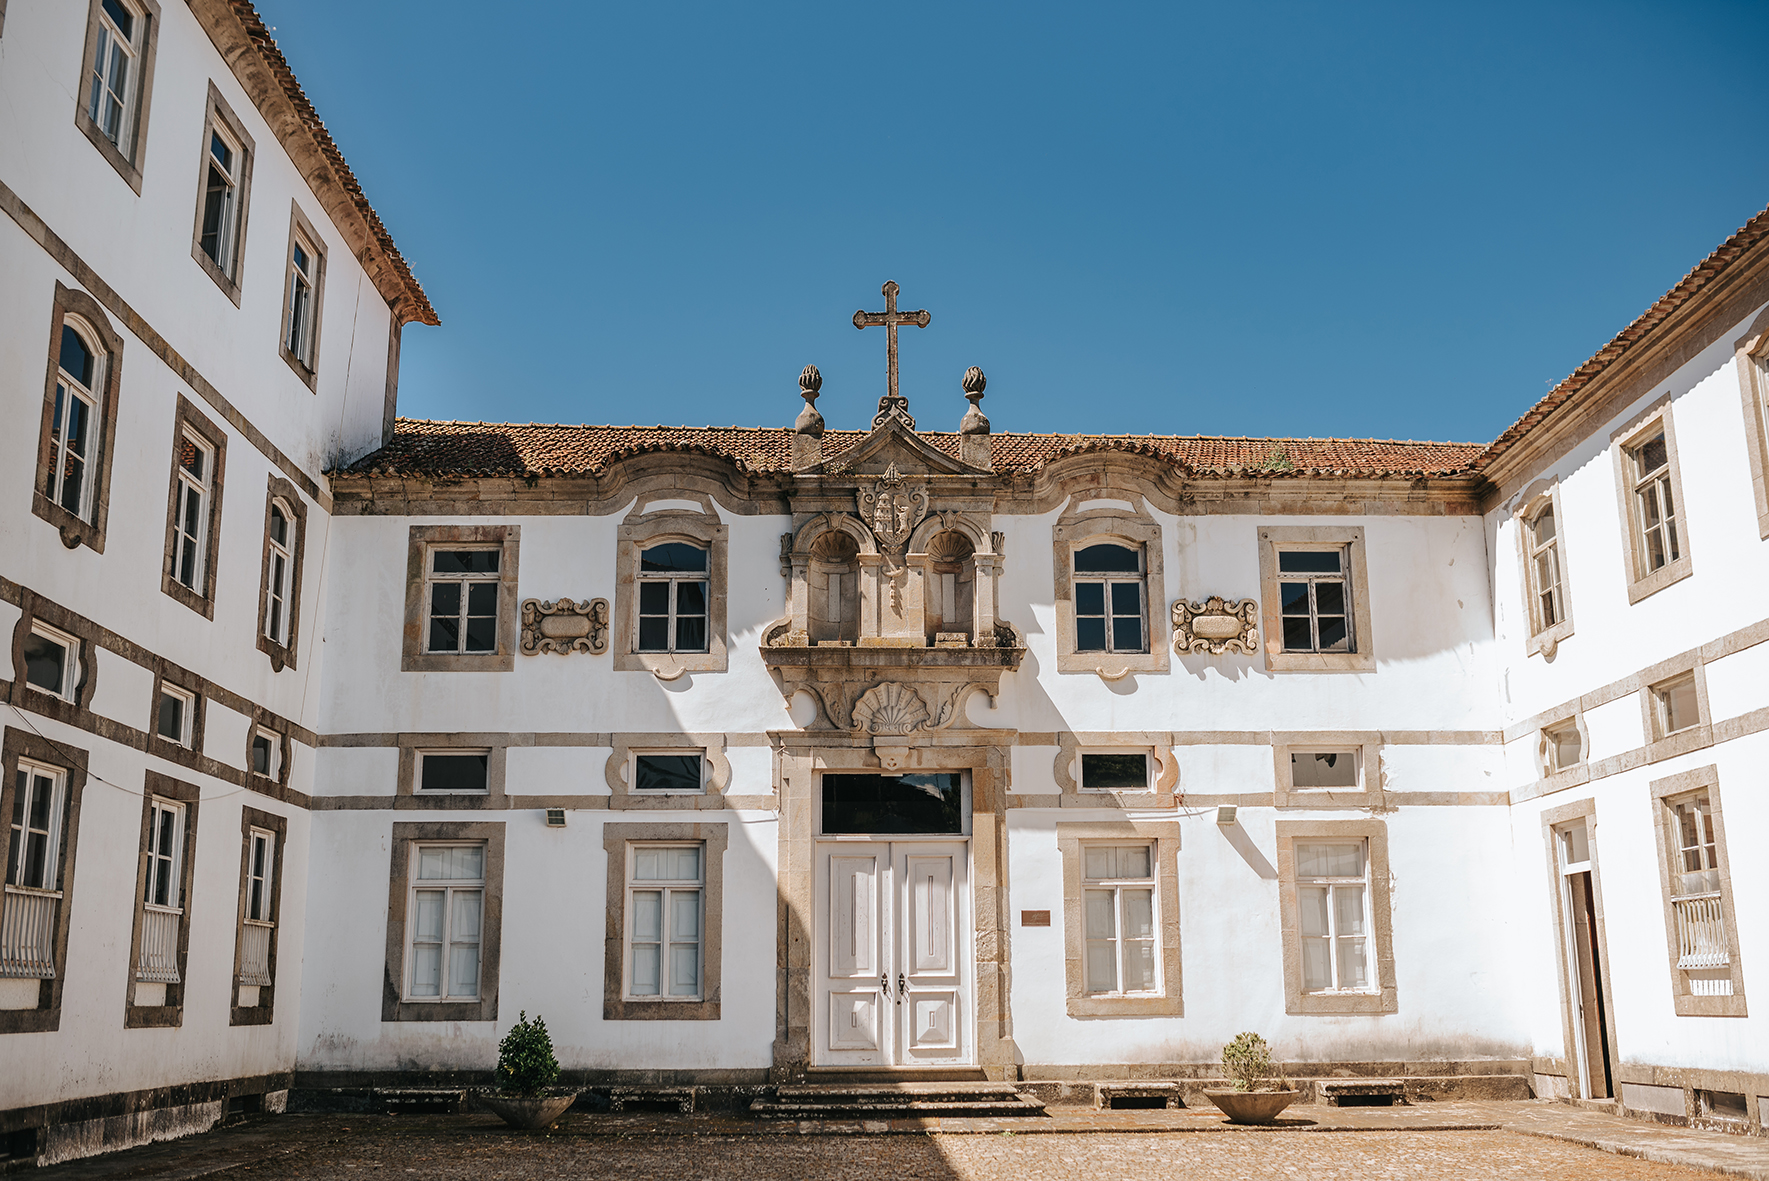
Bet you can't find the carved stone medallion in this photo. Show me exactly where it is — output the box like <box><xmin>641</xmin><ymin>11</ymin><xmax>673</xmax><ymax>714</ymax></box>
<box><xmin>521</xmin><ymin>597</ymin><xmax>610</xmax><ymax>655</ymax></box>
<box><xmin>856</xmin><ymin>462</ymin><xmax>928</xmax><ymax>565</ymax></box>
<box><xmin>1171</xmin><ymin>596</ymin><xmax>1260</xmax><ymax>656</ymax></box>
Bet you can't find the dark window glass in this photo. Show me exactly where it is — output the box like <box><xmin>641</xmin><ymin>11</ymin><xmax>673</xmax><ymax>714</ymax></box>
<box><xmin>1278</xmin><ymin>551</ymin><xmax>1340</xmax><ymax>574</ymax></box>
<box><xmin>1280</xmin><ymin>583</ymin><xmax>1310</xmax><ymax>614</ymax></box>
<box><xmin>251</xmin><ymin>734</ymin><xmax>273</xmax><ymax>775</ymax></box>
<box><xmin>1637</xmin><ymin>434</ymin><xmax>1668</xmax><ymax>475</ymax></box>
<box><xmin>638</xmin><ymin>582</ymin><xmax>669</xmax><ymax>614</ymax></box>
<box><xmin>1282</xmin><ymin>616</ymin><xmax>1313</xmax><ymax>650</ymax></box>
<box><xmin>432</xmin><ymin>550</ymin><xmax>499</xmax><ymax>575</ymax></box>
<box><xmin>676</xmin><ymin>581</ymin><xmax>707</xmax><ymax>616</ymax></box>
<box><xmin>634</xmin><ymin>754</ymin><xmax>702</xmax><ymax>792</ymax></box>
<box><xmin>1314</xmin><ymin>581</ymin><xmax>1345</xmax><ymax>616</ymax></box>
<box><xmin>1081</xmin><ymin>754</ymin><xmax>1148</xmax><ymax>789</ymax></box>
<box><xmin>1317</xmin><ymin>615</ymin><xmax>1348</xmax><ymax>650</ymax></box>
<box><xmin>420</xmin><ymin>753</ymin><xmax>490</xmax><ymax>792</ymax></box>
<box><xmin>428</xmin><ymin>582</ymin><xmax>461</xmax><ymax>652</ymax></box>
<box><xmin>1076</xmin><ymin>618</ymin><xmax>1106</xmax><ymax>651</ymax></box>
<box><xmin>1075</xmin><ymin>582</ymin><xmax>1104</xmax><ymax>616</ymax></box>
<box><xmin>1111</xmin><ymin>614</ymin><xmax>1143</xmax><ymax>652</ymax></box>
<box><xmin>1074</xmin><ymin>544</ymin><xmax>1139</xmax><ymax>573</ymax></box>
<box><xmin>641</xmin><ymin>543</ymin><xmax>707</xmax><ymax>573</ymax></box>
<box><xmin>638</xmin><ymin>617</ymin><xmax>671</xmax><ymax>649</ymax></box>
<box><xmin>200</xmin><ymin>164</ymin><xmax>230</xmax><ymax>264</ymax></box>
<box><xmin>675</xmin><ymin>616</ymin><xmax>707</xmax><ymax>651</ymax></box>
<box><xmin>157</xmin><ymin>691</ymin><xmax>183</xmax><ymax>740</ymax></box>
<box><xmin>822</xmin><ymin>773</ymin><xmax>964</xmax><ymax>835</ymax></box>
<box><xmin>464</xmin><ymin>582</ymin><xmax>499</xmax><ymax>652</ymax></box>
<box><xmin>101</xmin><ymin>0</ymin><xmax>134</xmax><ymax>40</ymax></box>
<box><xmin>59</xmin><ymin>326</ymin><xmax>95</xmax><ymax>388</ymax></box>
<box><xmin>269</xmin><ymin>506</ymin><xmax>287</xmax><ymax>546</ymax></box>
<box><xmin>23</xmin><ymin>633</ymin><xmax>66</xmax><ymax>694</ymax></box>
<box><xmin>209</xmin><ymin>131</ymin><xmax>231</xmax><ymax>172</ymax></box>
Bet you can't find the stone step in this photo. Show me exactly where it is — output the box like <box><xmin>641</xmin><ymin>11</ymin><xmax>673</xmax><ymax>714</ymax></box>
<box><xmin>753</xmin><ymin>1082</ymin><xmax>1046</xmax><ymax>1118</ymax></box>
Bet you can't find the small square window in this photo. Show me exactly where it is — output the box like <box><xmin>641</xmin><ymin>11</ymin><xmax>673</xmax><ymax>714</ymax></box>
<box><xmin>250</xmin><ymin>729</ymin><xmax>282</xmax><ymax>780</ymax></box>
<box><xmin>1290</xmin><ymin>750</ymin><xmax>1358</xmax><ymax>789</ymax></box>
<box><xmin>634</xmin><ymin>753</ymin><xmax>704</xmax><ymax>794</ymax></box>
<box><xmin>22</xmin><ymin>624</ymin><xmax>78</xmax><ymax>702</ymax></box>
<box><xmin>426</xmin><ymin>548</ymin><xmax>501</xmax><ymax>655</ymax></box>
<box><xmin>1652</xmin><ymin>674</ymin><xmax>1699</xmax><ymax>738</ymax></box>
<box><xmin>1542</xmin><ymin>722</ymin><xmax>1582</xmax><ymax>774</ymax></box>
<box><xmin>157</xmin><ymin>684</ymin><xmax>195</xmax><ymax>747</ymax></box>
<box><xmin>1277</xmin><ymin>549</ymin><xmax>1352</xmax><ymax>653</ymax></box>
<box><xmin>418</xmin><ymin>751</ymin><xmax>490</xmax><ymax>793</ymax></box>
<box><xmin>1080</xmin><ymin>752</ymin><xmax>1151</xmax><ymax>791</ymax></box>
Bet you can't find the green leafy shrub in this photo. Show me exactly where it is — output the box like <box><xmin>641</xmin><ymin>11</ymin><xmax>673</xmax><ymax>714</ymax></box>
<box><xmin>1221</xmin><ymin>1031</ymin><xmax>1275</xmax><ymax>1092</ymax></box>
<box><xmin>496</xmin><ymin>1011</ymin><xmax>560</xmax><ymax>1096</ymax></box>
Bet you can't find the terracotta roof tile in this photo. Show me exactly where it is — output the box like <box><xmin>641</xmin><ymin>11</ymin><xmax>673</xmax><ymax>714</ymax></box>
<box><xmin>339</xmin><ymin>420</ymin><xmax>1483</xmax><ymax>480</ymax></box>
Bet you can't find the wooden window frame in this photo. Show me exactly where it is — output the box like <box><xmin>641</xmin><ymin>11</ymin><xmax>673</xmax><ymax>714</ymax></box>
<box><xmin>1610</xmin><ymin>399</ymin><xmax>1693</xmax><ymax>603</ymax></box>
<box><xmin>1258</xmin><ymin>526</ymin><xmax>1375</xmax><ymax>673</ymax></box>
<box><xmin>1276</xmin><ymin>818</ymin><xmax>1396</xmax><ymax>1014</ymax></box>
<box><xmin>1055</xmin><ymin>821</ymin><xmax>1182</xmax><ymax>1017</ymax></box>
<box><xmin>1514</xmin><ymin>480</ymin><xmax>1576</xmax><ymax>659</ymax></box>
<box><xmin>401</xmin><ymin>526</ymin><xmax>521</xmax><ymax>672</ymax></box>
<box><xmin>125</xmin><ymin>772</ymin><xmax>199</xmax><ymax>1028</ymax></box>
<box><xmin>1649</xmin><ymin>766</ymin><xmax>1747</xmax><ymax>1017</ymax></box>
<box><xmin>381</xmin><ymin>822</ymin><xmax>505</xmax><ymax>1022</ymax></box>
<box><xmin>256</xmin><ymin>476</ymin><xmax>307</xmax><ymax>671</ymax></box>
<box><xmin>189</xmin><ymin>81</ymin><xmax>255</xmax><ymax>305</ymax></box>
<box><xmin>614</xmin><ymin>505</ymin><xmax>728</xmax><ymax>675</ymax></box>
<box><xmin>278</xmin><ymin>201</ymin><xmax>326</xmax><ymax>389</ymax></box>
<box><xmin>0</xmin><ymin>729</ymin><xmax>88</xmax><ymax>1034</ymax></box>
<box><xmin>33</xmin><ymin>285</ymin><xmax>123</xmax><ymax>554</ymax></box>
<box><xmin>160</xmin><ymin>395</ymin><xmax>227</xmax><ymax>619</ymax></box>
<box><xmin>230</xmin><ymin>807</ymin><xmax>286</xmax><ymax>1026</ymax></box>
<box><xmin>74</xmin><ymin>0</ymin><xmax>161</xmax><ymax>192</ymax></box>
<box><xmin>1050</xmin><ymin>498</ymin><xmax>1168</xmax><ymax>677</ymax></box>
<box><xmin>619</xmin><ymin>842</ymin><xmax>706</xmax><ymax>1003</ymax></box>
<box><xmin>602</xmin><ymin>822</ymin><xmax>726</xmax><ymax>1020</ymax></box>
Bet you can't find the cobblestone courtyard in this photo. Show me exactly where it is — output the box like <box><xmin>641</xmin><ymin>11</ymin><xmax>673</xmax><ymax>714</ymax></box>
<box><xmin>32</xmin><ymin>1108</ymin><xmax>1767</xmax><ymax>1181</ymax></box>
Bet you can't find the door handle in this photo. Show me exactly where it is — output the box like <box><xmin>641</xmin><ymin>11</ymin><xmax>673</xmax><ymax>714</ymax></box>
<box><xmin>880</xmin><ymin>974</ymin><xmax>890</xmax><ymax>1000</ymax></box>
<box><xmin>897</xmin><ymin>972</ymin><xmax>907</xmax><ymax>1005</ymax></box>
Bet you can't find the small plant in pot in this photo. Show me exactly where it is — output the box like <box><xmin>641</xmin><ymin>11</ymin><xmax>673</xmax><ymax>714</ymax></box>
<box><xmin>479</xmin><ymin>1012</ymin><xmax>577</xmax><ymax>1129</ymax></box>
<box><xmin>1203</xmin><ymin>1032</ymin><xmax>1299</xmax><ymax>1124</ymax></box>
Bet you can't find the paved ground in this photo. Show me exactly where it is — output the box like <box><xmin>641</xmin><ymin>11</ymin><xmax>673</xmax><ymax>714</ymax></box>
<box><xmin>32</xmin><ymin>1102</ymin><xmax>1769</xmax><ymax>1181</ymax></box>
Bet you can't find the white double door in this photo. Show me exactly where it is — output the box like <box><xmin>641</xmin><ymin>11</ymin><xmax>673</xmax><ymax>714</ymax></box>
<box><xmin>814</xmin><ymin>840</ymin><xmax>971</xmax><ymax>1067</ymax></box>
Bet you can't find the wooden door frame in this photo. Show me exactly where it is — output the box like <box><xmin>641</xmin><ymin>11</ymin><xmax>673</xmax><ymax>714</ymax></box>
<box><xmin>1540</xmin><ymin>797</ymin><xmax>1621</xmax><ymax>1100</ymax></box>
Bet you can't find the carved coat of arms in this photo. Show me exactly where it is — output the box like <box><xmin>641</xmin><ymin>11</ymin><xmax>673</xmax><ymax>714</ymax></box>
<box><xmin>856</xmin><ymin>463</ymin><xmax>928</xmax><ymax>566</ymax></box>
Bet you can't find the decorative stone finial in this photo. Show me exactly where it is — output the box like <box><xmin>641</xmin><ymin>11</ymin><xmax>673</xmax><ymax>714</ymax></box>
<box><xmin>959</xmin><ymin>366</ymin><xmax>989</xmax><ymax>436</ymax></box>
<box><xmin>795</xmin><ymin>365</ymin><xmax>825</xmax><ymax>437</ymax></box>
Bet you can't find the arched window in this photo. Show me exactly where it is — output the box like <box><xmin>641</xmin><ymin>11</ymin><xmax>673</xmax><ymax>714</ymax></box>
<box><xmin>50</xmin><ymin>322</ymin><xmax>102</xmax><ymax>523</ymax></box>
<box><xmin>809</xmin><ymin>532</ymin><xmax>859</xmax><ymax>644</ymax></box>
<box><xmin>637</xmin><ymin>542</ymin><xmax>709</xmax><ymax>653</ymax></box>
<box><xmin>1526</xmin><ymin>502</ymin><xmax>1564</xmax><ymax>631</ymax></box>
<box><xmin>1073</xmin><ymin>543</ymin><xmax>1145</xmax><ymax>653</ymax></box>
<box><xmin>926</xmin><ymin>530</ymin><xmax>975</xmax><ymax>642</ymax></box>
<box><xmin>264</xmin><ymin>500</ymin><xmax>295</xmax><ymax>645</ymax></box>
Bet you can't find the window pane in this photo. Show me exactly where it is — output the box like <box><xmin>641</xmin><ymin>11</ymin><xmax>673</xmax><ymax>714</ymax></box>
<box><xmin>252</xmin><ymin>735</ymin><xmax>272</xmax><ymax>775</ymax></box>
<box><xmin>820</xmin><ymin>773</ymin><xmax>964</xmax><ymax>835</ymax></box>
<box><xmin>464</xmin><ymin>615</ymin><xmax>497</xmax><ymax>652</ymax></box>
<box><xmin>669</xmin><ymin>943</ymin><xmax>700</xmax><ymax>996</ymax></box>
<box><xmin>1660</xmin><ymin>678</ymin><xmax>1698</xmax><ymax>733</ymax></box>
<box><xmin>669</xmin><ymin>848</ymin><xmax>701</xmax><ymax>880</ymax></box>
<box><xmin>409</xmin><ymin>945</ymin><xmax>441</xmax><ymax>996</ymax></box>
<box><xmin>451</xmin><ymin>889</ymin><xmax>482</xmax><ymax>942</ymax></box>
<box><xmin>1281</xmin><ymin>616</ymin><xmax>1314</xmax><ymax>651</ymax></box>
<box><xmin>23</xmin><ymin>832</ymin><xmax>47</xmax><ymax>890</ymax></box>
<box><xmin>466</xmin><ymin>582</ymin><xmax>499</xmax><ymax>616</ymax></box>
<box><xmin>638</xmin><ymin>582</ymin><xmax>670</xmax><ymax>615</ymax></box>
<box><xmin>675</xmin><ymin>615</ymin><xmax>707</xmax><ymax>651</ymax></box>
<box><xmin>1316</xmin><ymin>615</ymin><xmax>1348</xmax><ymax>651</ymax></box>
<box><xmin>1279</xmin><ymin>582</ymin><xmax>1311</xmax><ymax>615</ymax></box>
<box><xmin>1337</xmin><ymin>936</ymin><xmax>1369</xmax><ymax>989</ymax></box>
<box><xmin>1636</xmin><ymin>434</ymin><xmax>1668</xmax><ymax>476</ymax></box>
<box><xmin>1074</xmin><ymin>582</ymin><xmax>1105</xmax><ymax>615</ymax></box>
<box><xmin>413</xmin><ymin>890</ymin><xmax>445</xmax><ymax>942</ymax></box>
<box><xmin>1075</xmin><ymin>618</ymin><xmax>1107</xmax><ymax>651</ymax></box>
<box><xmin>1279</xmin><ymin>550</ymin><xmax>1341</xmax><ymax>573</ymax></box>
<box><xmin>677</xmin><ymin>581</ymin><xmax>708</xmax><ymax>616</ymax></box>
<box><xmin>1313</xmin><ymin>581</ymin><xmax>1346</xmax><ymax>616</ymax></box>
<box><xmin>1083</xmin><ymin>848</ymin><xmax>1115</xmax><ymax>880</ymax></box>
<box><xmin>420</xmin><ymin>753</ymin><xmax>489</xmax><ymax>792</ymax></box>
<box><xmin>1080</xmin><ymin>754</ymin><xmax>1147</xmax><ymax>790</ymax></box>
<box><xmin>23</xmin><ymin>633</ymin><xmax>66</xmax><ymax>694</ymax></box>
<box><xmin>448</xmin><ymin>943</ymin><xmax>480</xmax><ymax>997</ymax></box>
<box><xmin>1297</xmin><ymin>843</ymin><xmax>1363</xmax><ymax>878</ymax></box>
<box><xmin>1085</xmin><ymin>941</ymin><xmax>1117</xmax><ymax>993</ymax></box>
<box><xmin>640</xmin><ymin>543</ymin><xmax>707</xmax><ymax>573</ymax></box>
<box><xmin>1291</xmin><ymin>751</ymin><xmax>1356</xmax><ymax>788</ymax></box>
<box><xmin>637</xmin><ymin>617</ymin><xmax>670</xmax><ymax>650</ymax></box>
<box><xmin>632</xmin><ymin>891</ymin><xmax>662</xmax><ymax>940</ymax></box>
<box><xmin>1074</xmin><ymin>544</ymin><xmax>1139</xmax><ymax>573</ymax></box>
<box><xmin>1333</xmin><ymin>884</ymin><xmax>1366</xmax><ymax>935</ymax></box>
<box><xmin>634</xmin><ymin>755</ymin><xmax>701</xmax><ymax>792</ymax></box>
<box><xmin>59</xmin><ymin>326</ymin><xmax>95</xmax><ymax>388</ymax></box>
<box><xmin>1533</xmin><ymin>506</ymin><xmax>1555</xmax><ymax>543</ymax></box>
<box><xmin>429</xmin><ymin>618</ymin><xmax>460</xmax><ymax>653</ymax></box>
<box><xmin>417</xmin><ymin>845</ymin><xmax>482</xmax><ymax>881</ymax></box>
<box><xmin>1299</xmin><ymin>885</ymin><xmax>1330</xmax><ymax>938</ymax></box>
<box><xmin>269</xmin><ymin>506</ymin><xmax>288</xmax><ymax>546</ymax></box>
<box><xmin>1122</xmin><ymin>940</ymin><xmax>1156</xmax><ymax>992</ymax></box>
<box><xmin>670</xmin><ymin>890</ymin><xmax>700</xmax><ymax>940</ymax></box>
<box><xmin>432</xmin><ymin>550</ymin><xmax>499</xmax><ymax>575</ymax></box>
<box><xmin>631</xmin><ymin>945</ymin><xmax>660</xmax><ymax>995</ymax></box>
<box><xmin>1122</xmin><ymin>888</ymin><xmax>1154</xmax><ymax>938</ymax></box>
<box><xmin>102</xmin><ymin>0</ymin><xmax>134</xmax><ymax>41</ymax></box>
<box><xmin>1083</xmin><ymin>889</ymin><xmax>1115</xmax><ymax>939</ymax></box>
<box><xmin>1301</xmin><ymin>937</ymin><xmax>1333</xmax><ymax>991</ymax></box>
<box><xmin>1109</xmin><ymin>582</ymin><xmax>1141</xmax><ymax>616</ymax></box>
<box><xmin>1110</xmin><ymin>615</ymin><xmax>1142</xmax><ymax>652</ymax></box>
<box><xmin>430</xmin><ymin>582</ymin><xmax>461</xmax><ymax>617</ymax></box>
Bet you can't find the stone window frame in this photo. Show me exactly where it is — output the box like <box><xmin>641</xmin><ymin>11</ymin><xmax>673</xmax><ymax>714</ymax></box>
<box><xmin>33</xmin><ymin>285</ymin><xmax>124</xmax><ymax>554</ymax></box>
<box><xmin>20</xmin><ymin>619</ymin><xmax>82</xmax><ymax>705</ymax></box>
<box><xmin>613</xmin><ymin>502</ymin><xmax>729</xmax><ymax>676</ymax></box>
<box><xmin>1648</xmin><ymin>765</ymin><xmax>1747</xmax><ymax>1017</ymax></box>
<box><xmin>230</xmin><ymin>806</ymin><xmax>286</xmax><ymax>1026</ymax></box>
<box><xmin>602</xmin><ymin>734</ymin><xmax>747</xmax><ymax>811</ymax></box>
<box><xmin>74</xmin><ymin>0</ymin><xmax>162</xmax><ymax>193</ymax></box>
<box><xmin>125</xmin><ymin>771</ymin><xmax>200</xmax><ymax>1029</ymax></box>
<box><xmin>8</xmin><ymin>602</ymin><xmax>97</xmax><ymax>717</ymax></box>
<box><xmin>0</xmin><ymin>728</ymin><xmax>88</xmax><ymax>1035</ymax></box>
<box><xmin>1258</xmin><ymin>525</ymin><xmax>1375</xmax><ymax>673</ymax></box>
<box><xmin>381</xmin><ymin>822</ymin><xmax>505</xmax><ymax>1022</ymax></box>
<box><xmin>1051</xmin><ymin>732</ymin><xmax>1179</xmax><ymax>809</ymax></box>
<box><xmin>188</xmin><ymin>81</ymin><xmax>256</xmax><ymax>306</ymax></box>
<box><xmin>255</xmin><ymin>476</ymin><xmax>307</xmax><ymax>672</ymax></box>
<box><xmin>160</xmin><ymin>395</ymin><xmax>228</xmax><ymax>620</ymax></box>
<box><xmin>277</xmin><ymin>201</ymin><xmax>327</xmax><ymax>390</ymax></box>
<box><xmin>396</xmin><ymin>735</ymin><xmax>509</xmax><ymax>809</ymax></box>
<box><xmin>1055</xmin><ymin>821</ymin><xmax>1182</xmax><ymax>1017</ymax></box>
<box><xmin>400</xmin><ymin>525</ymin><xmax>521</xmax><ymax>673</ymax></box>
<box><xmin>1271</xmin><ymin>735</ymin><xmax>1385</xmax><ymax>809</ymax></box>
<box><xmin>1733</xmin><ymin>306</ymin><xmax>1769</xmax><ymax>540</ymax></box>
<box><xmin>1050</xmin><ymin>498</ymin><xmax>1169</xmax><ymax>677</ymax></box>
<box><xmin>602</xmin><ymin>821</ymin><xmax>727</xmax><ymax>1021</ymax></box>
<box><xmin>1275</xmin><ymin>818</ymin><xmax>1397</xmax><ymax>1015</ymax></box>
<box><xmin>1610</xmin><ymin>397</ymin><xmax>1694</xmax><ymax>604</ymax></box>
<box><xmin>1636</xmin><ymin>651</ymin><xmax>1712</xmax><ymax>765</ymax></box>
<box><xmin>1514</xmin><ymin>479</ymin><xmax>1576</xmax><ymax>660</ymax></box>
<box><xmin>246</xmin><ymin>709</ymin><xmax>292</xmax><ymax>788</ymax></box>
<box><xmin>1530</xmin><ymin>704</ymin><xmax>1590</xmax><ymax>797</ymax></box>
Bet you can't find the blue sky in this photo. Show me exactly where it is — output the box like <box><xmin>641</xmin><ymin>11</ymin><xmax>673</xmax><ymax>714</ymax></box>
<box><xmin>257</xmin><ymin>0</ymin><xmax>1769</xmax><ymax>444</ymax></box>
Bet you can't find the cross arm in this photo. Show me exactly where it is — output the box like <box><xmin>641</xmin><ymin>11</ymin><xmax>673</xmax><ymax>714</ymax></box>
<box><xmin>852</xmin><ymin>309</ymin><xmax>931</xmax><ymax>329</ymax></box>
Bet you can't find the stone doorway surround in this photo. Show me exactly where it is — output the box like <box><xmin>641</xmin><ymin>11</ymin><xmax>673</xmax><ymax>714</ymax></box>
<box><xmin>769</xmin><ymin>730</ymin><xmax>1018</xmax><ymax>1082</ymax></box>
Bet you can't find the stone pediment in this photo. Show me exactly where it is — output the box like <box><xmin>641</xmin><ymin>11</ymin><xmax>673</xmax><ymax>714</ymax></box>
<box><xmin>822</xmin><ymin>418</ymin><xmax>982</xmax><ymax>477</ymax></box>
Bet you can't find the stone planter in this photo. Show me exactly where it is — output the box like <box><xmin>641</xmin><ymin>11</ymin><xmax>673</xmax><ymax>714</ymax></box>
<box><xmin>1202</xmin><ymin>1089</ymin><xmax>1300</xmax><ymax>1124</ymax></box>
<box><xmin>479</xmin><ymin>1092</ymin><xmax>577</xmax><ymax>1130</ymax></box>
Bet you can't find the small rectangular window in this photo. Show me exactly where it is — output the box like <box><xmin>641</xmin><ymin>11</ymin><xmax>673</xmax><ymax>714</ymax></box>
<box><xmin>6</xmin><ymin>761</ymin><xmax>67</xmax><ymax>893</ymax></box>
<box><xmin>286</xmin><ymin>235</ymin><xmax>316</xmax><ymax>366</ymax></box>
<box><xmin>1082</xmin><ymin>844</ymin><xmax>1158</xmax><ymax>996</ymax></box>
<box><xmin>1073</xmin><ymin>543</ymin><xmax>1146</xmax><ymax>653</ymax></box>
<box><xmin>143</xmin><ymin>798</ymin><xmax>184</xmax><ymax>911</ymax></box>
<box><xmin>22</xmin><ymin>624</ymin><xmax>78</xmax><ymax>703</ymax></box>
<box><xmin>406</xmin><ymin>843</ymin><xmax>485</xmax><ymax>1001</ymax></box>
<box><xmin>426</xmin><ymin>548</ymin><xmax>501</xmax><ymax>654</ymax></box>
<box><xmin>1542</xmin><ymin>722</ymin><xmax>1582</xmax><ymax>774</ymax></box>
<box><xmin>1080</xmin><ymin>752</ymin><xmax>1151</xmax><ymax>791</ymax></box>
<box><xmin>633</xmin><ymin>753</ymin><xmax>703</xmax><ymax>793</ymax></box>
<box><xmin>625</xmin><ymin>844</ymin><xmax>703</xmax><ymax>1000</ymax></box>
<box><xmin>1652</xmin><ymin>674</ymin><xmax>1699</xmax><ymax>738</ymax></box>
<box><xmin>172</xmin><ymin>431</ymin><xmax>213</xmax><ymax>593</ymax></box>
<box><xmin>199</xmin><ymin>126</ymin><xmax>243</xmax><ymax>276</ymax></box>
<box><xmin>264</xmin><ymin>500</ymin><xmax>295</xmax><ymax>645</ymax></box>
<box><xmin>1295</xmin><ymin>841</ymin><xmax>1372</xmax><ymax>994</ymax></box>
<box><xmin>244</xmin><ymin>827</ymin><xmax>274</xmax><ymax>924</ymax></box>
<box><xmin>636</xmin><ymin>543</ymin><xmax>709</xmax><ymax>653</ymax></box>
<box><xmin>1527</xmin><ymin>505</ymin><xmax>1565</xmax><ymax>630</ymax></box>
<box><xmin>250</xmin><ymin>728</ymin><xmax>281</xmax><ymax>780</ymax></box>
<box><xmin>49</xmin><ymin>323</ymin><xmax>103</xmax><ymax>524</ymax></box>
<box><xmin>1630</xmin><ymin>432</ymin><xmax>1681</xmax><ymax>576</ymax></box>
<box><xmin>156</xmin><ymin>684</ymin><xmax>195</xmax><ymax>747</ymax></box>
<box><xmin>1290</xmin><ymin>750</ymin><xmax>1358</xmax><ymax>789</ymax></box>
<box><xmin>1277</xmin><ymin>549</ymin><xmax>1352</xmax><ymax>652</ymax></box>
<box><xmin>419</xmin><ymin>751</ymin><xmax>490</xmax><ymax>793</ymax></box>
<box><xmin>87</xmin><ymin>0</ymin><xmax>145</xmax><ymax>153</ymax></box>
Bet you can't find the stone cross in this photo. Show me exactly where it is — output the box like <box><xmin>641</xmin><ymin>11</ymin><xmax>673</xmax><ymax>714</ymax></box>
<box><xmin>853</xmin><ymin>280</ymin><xmax>929</xmax><ymax>429</ymax></box>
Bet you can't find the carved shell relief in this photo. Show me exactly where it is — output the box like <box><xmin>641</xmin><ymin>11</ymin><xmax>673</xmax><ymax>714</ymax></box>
<box><xmin>521</xmin><ymin>597</ymin><xmax>610</xmax><ymax>655</ymax></box>
<box><xmin>850</xmin><ymin>682</ymin><xmax>930</xmax><ymax>736</ymax></box>
<box><xmin>1171</xmin><ymin>596</ymin><xmax>1260</xmax><ymax>656</ymax></box>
